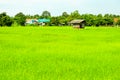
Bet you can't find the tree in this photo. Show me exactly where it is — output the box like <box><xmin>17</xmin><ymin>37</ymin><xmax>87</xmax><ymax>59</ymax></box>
<box><xmin>34</xmin><ymin>14</ymin><xmax>40</xmax><ymax>19</ymax></box>
<box><xmin>57</xmin><ymin>12</ymin><xmax>69</xmax><ymax>26</ymax></box>
<box><xmin>14</xmin><ymin>12</ymin><xmax>26</xmax><ymax>26</ymax></box>
<box><xmin>41</xmin><ymin>11</ymin><xmax>51</xmax><ymax>19</ymax></box>
<box><xmin>95</xmin><ymin>14</ymin><xmax>104</xmax><ymax>26</ymax></box>
<box><xmin>104</xmin><ymin>14</ymin><xmax>113</xmax><ymax>26</ymax></box>
<box><xmin>81</xmin><ymin>14</ymin><xmax>95</xmax><ymax>26</ymax></box>
<box><xmin>62</xmin><ymin>12</ymin><xmax>69</xmax><ymax>17</ymax></box>
<box><xmin>0</xmin><ymin>12</ymin><xmax>13</xmax><ymax>26</ymax></box>
<box><xmin>70</xmin><ymin>10</ymin><xmax>80</xmax><ymax>19</ymax></box>
<box><xmin>50</xmin><ymin>17</ymin><xmax>60</xmax><ymax>26</ymax></box>
<box><xmin>117</xmin><ymin>18</ymin><xmax>120</xmax><ymax>26</ymax></box>
<box><xmin>26</xmin><ymin>14</ymin><xmax>34</xmax><ymax>19</ymax></box>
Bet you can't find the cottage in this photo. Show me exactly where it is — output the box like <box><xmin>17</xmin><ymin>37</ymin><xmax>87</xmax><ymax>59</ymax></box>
<box><xmin>25</xmin><ymin>18</ymin><xmax>50</xmax><ymax>26</ymax></box>
<box><xmin>26</xmin><ymin>19</ymin><xmax>38</xmax><ymax>25</ymax></box>
<box><xmin>70</xmin><ymin>19</ymin><xmax>85</xmax><ymax>28</ymax></box>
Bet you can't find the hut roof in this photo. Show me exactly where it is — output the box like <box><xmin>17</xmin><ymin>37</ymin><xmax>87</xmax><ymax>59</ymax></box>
<box><xmin>70</xmin><ymin>19</ymin><xmax>85</xmax><ymax>24</ymax></box>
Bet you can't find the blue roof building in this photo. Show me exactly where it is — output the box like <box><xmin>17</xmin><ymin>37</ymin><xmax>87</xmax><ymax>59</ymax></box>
<box><xmin>38</xmin><ymin>19</ymin><xmax>50</xmax><ymax>23</ymax></box>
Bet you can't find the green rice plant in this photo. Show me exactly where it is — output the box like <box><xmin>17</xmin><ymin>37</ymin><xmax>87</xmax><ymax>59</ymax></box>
<box><xmin>0</xmin><ymin>26</ymin><xmax>120</xmax><ymax>80</ymax></box>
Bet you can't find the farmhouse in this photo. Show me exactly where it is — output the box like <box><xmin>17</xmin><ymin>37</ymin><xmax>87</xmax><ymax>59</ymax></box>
<box><xmin>70</xmin><ymin>19</ymin><xmax>85</xmax><ymax>28</ymax></box>
<box><xmin>26</xmin><ymin>19</ymin><xmax>38</xmax><ymax>25</ymax></box>
<box><xmin>25</xmin><ymin>18</ymin><xmax>50</xmax><ymax>26</ymax></box>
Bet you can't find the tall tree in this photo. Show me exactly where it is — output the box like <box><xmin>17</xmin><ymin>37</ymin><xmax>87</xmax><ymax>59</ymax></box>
<box><xmin>34</xmin><ymin>14</ymin><xmax>40</xmax><ymax>19</ymax></box>
<box><xmin>14</xmin><ymin>12</ymin><xmax>26</xmax><ymax>26</ymax></box>
<box><xmin>58</xmin><ymin>12</ymin><xmax>69</xmax><ymax>25</ymax></box>
<box><xmin>104</xmin><ymin>14</ymin><xmax>113</xmax><ymax>26</ymax></box>
<box><xmin>41</xmin><ymin>11</ymin><xmax>51</xmax><ymax>19</ymax></box>
<box><xmin>0</xmin><ymin>12</ymin><xmax>13</xmax><ymax>26</ymax></box>
<box><xmin>50</xmin><ymin>17</ymin><xmax>60</xmax><ymax>26</ymax></box>
<box><xmin>81</xmin><ymin>14</ymin><xmax>95</xmax><ymax>26</ymax></box>
<box><xmin>62</xmin><ymin>12</ymin><xmax>69</xmax><ymax>17</ymax></box>
<box><xmin>26</xmin><ymin>14</ymin><xmax>34</xmax><ymax>19</ymax></box>
<box><xmin>95</xmin><ymin>14</ymin><xmax>104</xmax><ymax>26</ymax></box>
<box><xmin>70</xmin><ymin>10</ymin><xmax>80</xmax><ymax>19</ymax></box>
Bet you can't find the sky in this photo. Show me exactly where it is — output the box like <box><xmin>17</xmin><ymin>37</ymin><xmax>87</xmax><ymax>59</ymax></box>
<box><xmin>0</xmin><ymin>0</ymin><xmax>120</xmax><ymax>16</ymax></box>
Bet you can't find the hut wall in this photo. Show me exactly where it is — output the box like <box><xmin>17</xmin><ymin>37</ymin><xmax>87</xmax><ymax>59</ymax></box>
<box><xmin>73</xmin><ymin>24</ymin><xmax>80</xmax><ymax>28</ymax></box>
<box><xmin>80</xmin><ymin>23</ymin><xmax>85</xmax><ymax>28</ymax></box>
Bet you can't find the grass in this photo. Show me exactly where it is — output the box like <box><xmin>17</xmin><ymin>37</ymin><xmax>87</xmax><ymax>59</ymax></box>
<box><xmin>0</xmin><ymin>26</ymin><xmax>120</xmax><ymax>80</ymax></box>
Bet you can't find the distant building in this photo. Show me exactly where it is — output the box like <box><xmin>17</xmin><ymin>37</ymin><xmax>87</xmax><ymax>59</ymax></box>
<box><xmin>70</xmin><ymin>19</ymin><xmax>85</xmax><ymax>28</ymax></box>
<box><xmin>38</xmin><ymin>19</ymin><xmax>50</xmax><ymax>26</ymax></box>
<box><xmin>26</xmin><ymin>19</ymin><xmax>38</xmax><ymax>24</ymax></box>
<box><xmin>25</xmin><ymin>18</ymin><xmax>50</xmax><ymax>26</ymax></box>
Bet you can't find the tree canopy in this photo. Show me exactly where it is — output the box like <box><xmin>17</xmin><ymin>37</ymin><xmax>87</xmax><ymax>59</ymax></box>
<box><xmin>14</xmin><ymin>12</ymin><xmax>26</xmax><ymax>26</ymax></box>
<box><xmin>0</xmin><ymin>10</ymin><xmax>120</xmax><ymax>27</ymax></box>
<box><xmin>41</xmin><ymin>11</ymin><xmax>51</xmax><ymax>19</ymax></box>
<box><xmin>0</xmin><ymin>12</ymin><xmax>13</xmax><ymax>26</ymax></box>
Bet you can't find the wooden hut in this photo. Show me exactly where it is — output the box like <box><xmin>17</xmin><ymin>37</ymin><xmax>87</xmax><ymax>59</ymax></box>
<box><xmin>70</xmin><ymin>19</ymin><xmax>85</xmax><ymax>28</ymax></box>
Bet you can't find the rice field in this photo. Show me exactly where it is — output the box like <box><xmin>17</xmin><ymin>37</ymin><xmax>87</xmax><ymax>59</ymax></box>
<box><xmin>0</xmin><ymin>26</ymin><xmax>120</xmax><ymax>80</ymax></box>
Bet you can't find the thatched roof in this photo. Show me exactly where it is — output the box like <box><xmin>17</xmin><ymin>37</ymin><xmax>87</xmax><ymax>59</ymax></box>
<box><xmin>70</xmin><ymin>19</ymin><xmax>85</xmax><ymax>24</ymax></box>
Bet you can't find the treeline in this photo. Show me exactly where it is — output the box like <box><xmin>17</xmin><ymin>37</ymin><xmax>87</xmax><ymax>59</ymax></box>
<box><xmin>0</xmin><ymin>10</ymin><xmax>120</xmax><ymax>27</ymax></box>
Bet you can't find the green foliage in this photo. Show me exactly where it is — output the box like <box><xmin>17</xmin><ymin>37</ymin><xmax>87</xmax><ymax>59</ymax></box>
<box><xmin>33</xmin><ymin>14</ymin><xmax>40</xmax><ymax>19</ymax></box>
<box><xmin>41</xmin><ymin>11</ymin><xmax>51</xmax><ymax>19</ymax></box>
<box><xmin>0</xmin><ymin>12</ymin><xmax>13</xmax><ymax>26</ymax></box>
<box><xmin>50</xmin><ymin>17</ymin><xmax>60</xmax><ymax>26</ymax></box>
<box><xmin>46</xmin><ymin>11</ymin><xmax>120</xmax><ymax>27</ymax></box>
<box><xmin>104</xmin><ymin>14</ymin><xmax>114</xmax><ymax>26</ymax></box>
<box><xmin>1</xmin><ymin>11</ymin><xmax>120</xmax><ymax>27</ymax></box>
<box><xmin>26</xmin><ymin>14</ymin><xmax>34</xmax><ymax>19</ymax></box>
<box><xmin>62</xmin><ymin>12</ymin><xmax>69</xmax><ymax>17</ymax></box>
<box><xmin>70</xmin><ymin>10</ymin><xmax>81</xmax><ymax>19</ymax></box>
<box><xmin>81</xmin><ymin>14</ymin><xmax>95</xmax><ymax>26</ymax></box>
<box><xmin>0</xmin><ymin>27</ymin><xmax>120</xmax><ymax>80</ymax></box>
<box><xmin>117</xmin><ymin>19</ymin><xmax>120</xmax><ymax>25</ymax></box>
<box><xmin>14</xmin><ymin>12</ymin><xmax>26</xmax><ymax>26</ymax></box>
